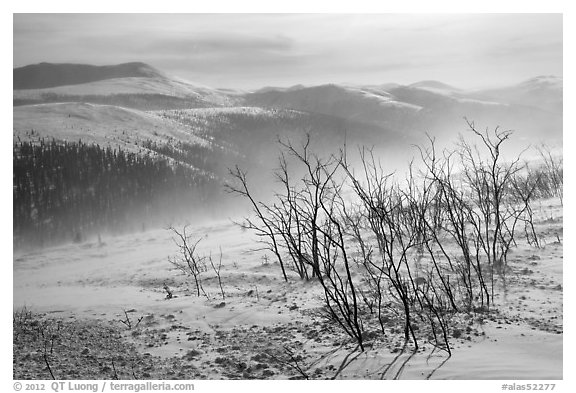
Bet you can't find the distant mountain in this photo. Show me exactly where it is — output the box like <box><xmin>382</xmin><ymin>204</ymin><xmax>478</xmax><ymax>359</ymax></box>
<box><xmin>242</xmin><ymin>79</ymin><xmax>562</xmax><ymax>145</ymax></box>
<box><xmin>13</xmin><ymin>62</ymin><xmax>236</xmax><ymax>109</ymax></box>
<box><xmin>408</xmin><ymin>80</ymin><xmax>461</xmax><ymax>95</ymax></box>
<box><xmin>471</xmin><ymin>76</ymin><xmax>563</xmax><ymax>114</ymax></box>
<box><xmin>13</xmin><ymin>62</ymin><xmax>163</xmax><ymax>89</ymax></box>
<box><xmin>244</xmin><ymin>83</ymin><xmax>423</xmax><ymax>134</ymax></box>
<box><xmin>519</xmin><ymin>75</ymin><xmax>562</xmax><ymax>90</ymax></box>
<box><xmin>255</xmin><ymin>84</ymin><xmax>308</xmax><ymax>93</ymax></box>
<box><xmin>13</xmin><ymin>62</ymin><xmax>563</xmax><ymax>155</ymax></box>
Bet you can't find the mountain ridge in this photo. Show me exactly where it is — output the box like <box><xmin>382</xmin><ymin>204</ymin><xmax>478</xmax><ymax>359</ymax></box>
<box><xmin>13</xmin><ymin>62</ymin><xmax>166</xmax><ymax>90</ymax></box>
<box><xmin>13</xmin><ymin>62</ymin><xmax>563</xmax><ymax>154</ymax></box>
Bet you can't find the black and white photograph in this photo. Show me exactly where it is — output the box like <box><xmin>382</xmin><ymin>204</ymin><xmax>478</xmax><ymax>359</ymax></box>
<box><xmin>9</xmin><ymin>7</ymin><xmax>568</xmax><ymax>385</ymax></box>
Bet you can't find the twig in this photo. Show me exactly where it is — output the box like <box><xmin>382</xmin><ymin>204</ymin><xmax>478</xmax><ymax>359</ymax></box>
<box><xmin>119</xmin><ymin>310</ymin><xmax>144</xmax><ymax>330</ymax></box>
<box><xmin>43</xmin><ymin>353</ymin><xmax>56</xmax><ymax>380</ymax></box>
<box><xmin>266</xmin><ymin>346</ymin><xmax>309</xmax><ymax>379</ymax></box>
<box><xmin>210</xmin><ymin>248</ymin><xmax>226</xmax><ymax>300</ymax></box>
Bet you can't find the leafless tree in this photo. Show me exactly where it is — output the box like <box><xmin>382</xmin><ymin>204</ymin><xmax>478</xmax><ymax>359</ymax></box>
<box><xmin>226</xmin><ymin>167</ymin><xmax>289</xmax><ymax>282</ymax></box>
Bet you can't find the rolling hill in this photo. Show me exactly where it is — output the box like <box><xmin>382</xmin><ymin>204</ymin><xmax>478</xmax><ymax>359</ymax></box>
<box><xmin>13</xmin><ymin>102</ymin><xmax>209</xmax><ymax>153</ymax></box>
<box><xmin>470</xmin><ymin>75</ymin><xmax>563</xmax><ymax>114</ymax></box>
<box><xmin>13</xmin><ymin>61</ymin><xmax>563</xmax><ymax>183</ymax></box>
<box><xmin>245</xmin><ymin>79</ymin><xmax>563</xmax><ymax>146</ymax></box>
<box><xmin>13</xmin><ymin>62</ymin><xmax>237</xmax><ymax>110</ymax></box>
<box><xmin>14</xmin><ymin>62</ymin><xmax>163</xmax><ymax>89</ymax></box>
<box><xmin>14</xmin><ymin>62</ymin><xmax>563</xmax><ymax>148</ymax></box>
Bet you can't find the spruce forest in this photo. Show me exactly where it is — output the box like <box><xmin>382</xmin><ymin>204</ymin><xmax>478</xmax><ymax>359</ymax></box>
<box><xmin>13</xmin><ymin>139</ymin><xmax>220</xmax><ymax>249</ymax></box>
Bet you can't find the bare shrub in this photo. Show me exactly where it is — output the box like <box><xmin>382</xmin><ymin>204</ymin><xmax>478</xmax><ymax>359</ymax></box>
<box><xmin>228</xmin><ymin>122</ymin><xmax>553</xmax><ymax>355</ymax></box>
<box><xmin>229</xmin><ymin>136</ymin><xmax>366</xmax><ymax>350</ymax></box>
<box><xmin>341</xmin><ymin>147</ymin><xmax>456</xmax><ymax>352</ymax></box>
<box><xmin>168</xmin><ymin>225</ymin><xmax>208</xmax><ymax>298</ymax></box>
<box><xmin>13</xmin><ymin>308</ymin><xmax>62</xmax><ymax>379</ymax></box>
<box><xmin>168</xmin><ymin>225</ymin><xmax>227</xmax><ymax>300</ymax></box>
<box><xmin>118</xmin><ymin>310</ymin><xmax>143</xmax><ymax>330</ymax></box>
<box><xmin>537</xmin><ymin>145</ymin><xmax>563</xmax><ymax>204</ymax></box>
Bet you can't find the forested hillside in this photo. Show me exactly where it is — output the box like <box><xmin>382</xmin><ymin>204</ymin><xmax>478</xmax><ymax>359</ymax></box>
<box><xmin>13</xmin><ymin>139</ymin><xmax>221</xmax><ymax>249</ymax></box>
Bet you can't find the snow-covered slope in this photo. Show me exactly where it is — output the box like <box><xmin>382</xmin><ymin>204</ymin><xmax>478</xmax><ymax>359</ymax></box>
<box><xmin>13</xmin><ymin>62</ymin><xmax>563</xmax><ymax>161</ymax></box>
<box><xmin>13</xmin><ymin>102</ymin><xmax>209</xmax><ymax>153</ymax></box>
<box><xmin>14</xmin><ymin>77</ymin><xmax>234</xmax><ymax>105</ymax></box>
<box><xmin>13</xmin><ymin>198</ymin><xmax>563</xmax><ymax>379</ymax></box>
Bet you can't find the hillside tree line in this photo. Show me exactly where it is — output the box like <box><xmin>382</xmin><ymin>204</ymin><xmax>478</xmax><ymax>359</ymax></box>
<box><xmin>13</xmin><ymin>138</ymin><xmax>221</xmax><ymax>249</ymax></box>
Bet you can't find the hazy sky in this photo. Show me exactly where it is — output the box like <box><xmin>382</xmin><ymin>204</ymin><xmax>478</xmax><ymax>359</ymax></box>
<box><xmin>13</xmin><ymin>13</ymin><xmax>562</xmax><ymax>90</ymax></box>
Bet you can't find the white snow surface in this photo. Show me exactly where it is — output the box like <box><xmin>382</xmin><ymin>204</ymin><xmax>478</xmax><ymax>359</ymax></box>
<box><xmin>13</xmin><ymin>199</ymin><xmax>563</xmax><ymax>379</ymax></box>
<box><xmin>13</xmin><ymin>102</ymin><xmax>209</xmax><ymax>152</ymax></box>
<box><xmin>14</xmin><ymin>76</ymin><xmax>235</xmax><ymax>106</ymax></box>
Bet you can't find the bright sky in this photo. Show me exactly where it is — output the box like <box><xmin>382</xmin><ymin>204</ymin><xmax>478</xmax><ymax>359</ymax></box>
<box><xmin>13</xmin><ymin>13</ymin><xmax>562</xmax><ymax>90</ymax></box>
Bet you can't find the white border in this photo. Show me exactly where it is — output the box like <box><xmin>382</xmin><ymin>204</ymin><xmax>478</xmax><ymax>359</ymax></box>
<box><xmin>3</xmin><ymin>3</ymin><xmax>573</xmax><ymax>391</ymax></box>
